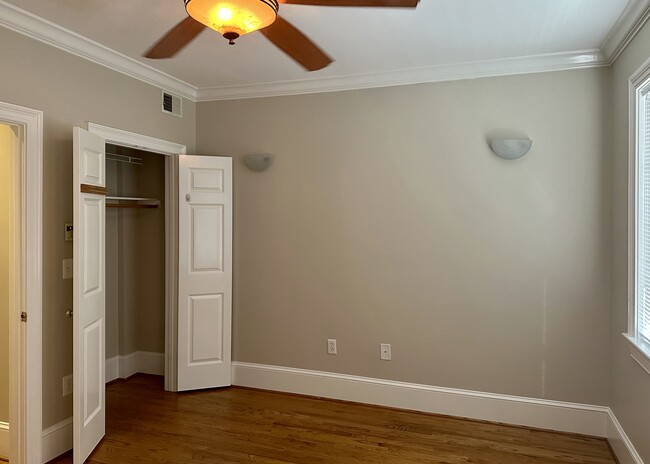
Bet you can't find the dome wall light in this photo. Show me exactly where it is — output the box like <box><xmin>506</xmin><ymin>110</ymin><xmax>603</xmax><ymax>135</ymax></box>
<box><xmin>490</xmin><ymin>138</ymin><xmax>533</xmax><ymax>160</ymax></box>
<box><xmin>244</xmin><ymin>154</ymin><xmax>275</xmax><ymax>172</ymax></box>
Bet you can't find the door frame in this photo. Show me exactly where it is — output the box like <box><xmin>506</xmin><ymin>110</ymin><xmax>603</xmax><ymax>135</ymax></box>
<box><xmin>87</xmin><ymin>123</ymin><xmax>186</xmax><ymax>392</ymax></box>
<box><xmin>0</xmin><ymin>101</ymin><xmax>43</xmax><ymax>464</ymax></box>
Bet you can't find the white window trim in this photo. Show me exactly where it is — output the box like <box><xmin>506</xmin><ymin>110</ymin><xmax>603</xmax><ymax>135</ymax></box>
<box><xmin>626</xmin><ymin>54</ymin><xmax>650</xmax><ymax>374</ymax></box>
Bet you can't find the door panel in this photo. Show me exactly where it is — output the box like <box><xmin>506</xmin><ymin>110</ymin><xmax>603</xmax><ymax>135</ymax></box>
<box><xmin>190</xmin><ymin>294</ymin><xmax>224</xmax><ymax>363</ymax></box>
<box><xmin>73</xmin><ymin>127</ymin><xmax>106</xmax><ymax>464</ymax></box>
<box><xmin>191</xmin><ymin>205</ymin><xmax>223</xmax><ymax>271</ymax></box>
<box><xmin>178</xmin><ymin>156</ymin><xmax>232</xmax><ymax>391</ymax></box>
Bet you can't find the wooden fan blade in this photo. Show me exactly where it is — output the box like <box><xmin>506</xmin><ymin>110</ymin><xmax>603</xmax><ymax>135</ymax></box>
<box><xmin>260</xmin><ymin>16</ymin><xmax>333</xmax><ymax>71</ymax></box>
<box><xmin>278</xmin><ymin>0</ymin><xmax>418</xmax><ymax>7</ymax></box>
<box><xmin>144</xmin><ymin>17</ymin><xmax>206</xmax><ymax>59</ymax></box>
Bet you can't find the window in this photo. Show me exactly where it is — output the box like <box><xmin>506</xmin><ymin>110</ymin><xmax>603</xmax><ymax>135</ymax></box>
<box><xmin>631</xmin><ymin>71</ymin><xmax>650</xmax><ymax>369</ymax></box>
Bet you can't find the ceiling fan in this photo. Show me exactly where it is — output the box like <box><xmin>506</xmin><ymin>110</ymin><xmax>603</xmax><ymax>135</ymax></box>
<box><xmin>144</xmin><ymin>0</ymin><xmax>420</xmax><ymax>71</ymax></box>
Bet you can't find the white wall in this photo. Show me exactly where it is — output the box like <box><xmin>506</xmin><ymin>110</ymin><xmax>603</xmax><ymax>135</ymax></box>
<box><xmin>197</xmin><ymin>68</ymin><xmax>612</xmax><ymax>405</ymax></box>
<box><xmin>610</xmin><ymin>16</ymin><xmax>650</xmax><ymax>463</ymax></box>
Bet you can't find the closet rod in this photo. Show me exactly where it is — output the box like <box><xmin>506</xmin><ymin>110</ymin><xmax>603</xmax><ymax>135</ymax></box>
<box><xmin>106</xmin><ymin>153</ymin><xmax>143</xmax><ymax>165</ymax></box>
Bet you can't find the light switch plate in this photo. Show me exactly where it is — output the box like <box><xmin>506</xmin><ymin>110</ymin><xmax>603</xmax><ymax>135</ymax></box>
<box><xmin>62</xmin><ymin>259</ymin><xmax>73</xmax><ymax>279</ymax></box>
<box><xmin>64</xmin><ymin>223</ymin><xmax>73</xmax><ymax>241</ymax></box>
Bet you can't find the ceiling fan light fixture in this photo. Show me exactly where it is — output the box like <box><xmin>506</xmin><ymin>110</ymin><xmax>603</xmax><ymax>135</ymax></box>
<box><xmin>185</xmin><ymin>0</ymin><xmax>279</xmax><ymax>43</ymax></box>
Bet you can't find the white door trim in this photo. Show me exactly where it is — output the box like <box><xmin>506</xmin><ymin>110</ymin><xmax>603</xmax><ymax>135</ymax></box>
<box><xmin>87</xmin><ymin>123</ymin><xmax>185</xmax><ymax>392</ymax></box>
<box><xmin>0</xmin><ymin>101</ymin><xmax>43</xmax><ymax>464</ymax></box>
<box><xmin>87</xmin><ymin>123</ymin><xmax>187</xmax><ymax>156</ymax></box>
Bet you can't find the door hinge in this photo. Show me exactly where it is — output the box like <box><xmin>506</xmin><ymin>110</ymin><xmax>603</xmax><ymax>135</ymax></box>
<box><xmin>21</xmin><ymin>311</ymin><xmax>27</xmax><ymax>322</ymax></box>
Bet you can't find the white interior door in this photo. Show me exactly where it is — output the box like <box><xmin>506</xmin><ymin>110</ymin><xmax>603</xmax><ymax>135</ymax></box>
<box><xmin>73</xmin><ymin>127</ymin><xmax>106</xmax><ymax>463</ymax></box>
<box><xmin>178</xmin><ymin>155</ymin><xmax>232</xmax><ymax>391</ymax></box>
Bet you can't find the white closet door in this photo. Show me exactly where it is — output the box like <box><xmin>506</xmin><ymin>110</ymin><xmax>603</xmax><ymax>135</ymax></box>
<box><xmin>177</xmin><ymin>155</ymin><xmax>232</xmax><ymax>390</ymax></box>
<box><xmin>73</xmin><ymin>127</ymin><xmax>106</xmax><ymax>463</ymax></box>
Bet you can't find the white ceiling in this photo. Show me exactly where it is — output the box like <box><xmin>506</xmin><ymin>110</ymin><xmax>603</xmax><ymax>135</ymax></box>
<box><xmin>0</xmin><ymin>0</ymin><xmax>645</xmax><ymax>100</ymax></box>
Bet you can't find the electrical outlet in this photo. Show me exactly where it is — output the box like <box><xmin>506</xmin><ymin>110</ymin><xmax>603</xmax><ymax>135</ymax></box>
<box><xmin>380</xmin><ymin>343</ymin><xmax>391</xmax><ymax>361</ymax></box>
<box><xmin>62</xmin><ymin>374</ymin><xmax>73</xmax><ymax>397</ymax></box>
<box><xmin>62</xmin><ymin>259</ymin><xmax>73</xmax><ymax>280</ymax></box>
<box><xmin>327</xmin><ymin>339</ymin><xmax>337</xmax><ymax>355</ymax></box>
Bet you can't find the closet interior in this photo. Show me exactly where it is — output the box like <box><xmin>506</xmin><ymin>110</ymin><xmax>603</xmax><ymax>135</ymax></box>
<box><xmin>105</xmin><ymin>144</ymin><xmax>166</xmax><ymax>383</ymax></box>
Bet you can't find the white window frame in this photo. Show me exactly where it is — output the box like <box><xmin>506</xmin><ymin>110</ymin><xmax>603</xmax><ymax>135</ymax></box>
<box><xmin>627</xmin><ymin>55</ymin><xmax>650</xmax><ymax>376</ymax></box>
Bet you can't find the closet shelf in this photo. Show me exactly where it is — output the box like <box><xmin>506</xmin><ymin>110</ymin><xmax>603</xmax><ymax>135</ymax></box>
<box><xmin>106</xmin><ymin>196</ymin><xmax>160</xmax><ymax>209</ymax></box>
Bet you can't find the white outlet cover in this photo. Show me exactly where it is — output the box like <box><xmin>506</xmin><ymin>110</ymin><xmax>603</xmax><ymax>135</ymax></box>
<box><xmin>380</xmin><ymin>343</ymin><xmax>391</xmax><ymax>361</ymax></box>
<box><xmin>327</xmin><ymin>339</ymin><xmax>337</xmax><ymax>355</ymax></box>
<box><xmin>62</xmin><ymin>374</ymin><xmax>73</xmax><ymax>396</ymax></box>
<box><xmin>62</xmin><ymin>258</ymin><xmax>73</xmax><ymax>279</ymax></box>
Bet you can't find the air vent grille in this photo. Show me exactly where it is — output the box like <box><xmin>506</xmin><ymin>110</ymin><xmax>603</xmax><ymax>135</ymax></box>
<box><xmin>161</xmin><ymin>91</ymin><xmax>182</xmax><ymax>118</ymax></box>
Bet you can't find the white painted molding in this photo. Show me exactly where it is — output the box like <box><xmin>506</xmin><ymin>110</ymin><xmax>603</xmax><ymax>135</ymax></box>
<box><xmin>231</xmin><ymin>362</ymin><xmax>609</xmax><ymax>437</ymax></box>
<box><xmin>601</xmin><ymin>0</ymin><xmax>650</xmax><ymax>63</ymax></box>
<box><xmin>196</xmin><ymin>50</ymin><xmax>607</xmax><ymax>101</ymax></box>
<box><xmin>0</xmin><ymin>422</ymin><xmax>8</xmax><ymax>459</ymax></box>
<box><xmin>0</xmin><ymin>0</ymin><xmax>649</xmax><ymax>100</ymax></box>
<box><xmin>623</xmin><ymin>334</ymin><xmax>650</xmax><ymax>376</ymax></box>
<box><xmin>41</xmin><ymin>417</ymin><xmax>72</xmax><ymax>464</ymax></box>
<box><xmin>1</xmin><ymin>0</ymin><xmax>648</xmax><ymax>101</ymax></box>
<box><xmin>87</xmin><ymin>123</ymin><xmax>187</xmax><ymax>156</ymax></box>
<box><xmin>105</xmin><ymin>355</ymin><xmax>119</xmax><ymax>383</ymax></box>
<box><xmin>138</xmin><ymin>352</ymin><xmax>165</xmax><ymax>377</ymax></box>
<box><xmin>0</xmin><ymin>100</ymin><xmax>43</xmax><ymax>464</ymax></box>
<box><xmin>0</xmin><ymin>0</ymin><xmax>197</xmax><ymax>100</ymax></box>
<box><xmin>607</xmin><ymin>410</ymin><xmax>645</xmax><ymax>464</ymax></box>
<box><xmin>106</xmin><ymin>351</ymin><xmax>165</xmax><ymax>383</ymax></box>
<box><xmin>119</xmin><ymin>352</ymin><xmax>139</xmax><ymax>380</ymax></box>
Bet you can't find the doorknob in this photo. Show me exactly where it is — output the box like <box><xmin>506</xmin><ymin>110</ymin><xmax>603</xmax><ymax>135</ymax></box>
<box><xmin>65</xmin><ymin>309</ymin><xmax>73</xmax><ymax>318</ymax></box>
<box><xmin>185</xmin><ymin>194</ymin><xmax>191</xmax><ymax>202</ymax></box>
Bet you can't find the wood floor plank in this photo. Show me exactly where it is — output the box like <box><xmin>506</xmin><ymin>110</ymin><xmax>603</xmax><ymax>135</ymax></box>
<box><xmin>47</xmin><ymin>374</ymin><xmax>616</xmax><ymax>464</ymax></box>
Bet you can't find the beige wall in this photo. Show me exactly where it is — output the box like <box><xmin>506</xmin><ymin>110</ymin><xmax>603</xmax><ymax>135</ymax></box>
<box><xmin>106</xmin><ymin>150</ymin><xmax>166</xmax><ymax>360</ymax></box>
<box><xmin>0</xmin><ymin>124</ymin><xmax>14</xmax><ymax>423</ymax></box>
<box><xmin>611</xmin><ymin>18</ymin><xmax>650</xmax><ymax>463</ymax></box>
<box><xmin>197</xmin><ymin>68</ymin><xmax>612</xmax><ymax>405</ymax></box>
<box><xmin>0</xmin><ymin>27</ymin><xmax>196</xmax><ymax>429</ymax></box>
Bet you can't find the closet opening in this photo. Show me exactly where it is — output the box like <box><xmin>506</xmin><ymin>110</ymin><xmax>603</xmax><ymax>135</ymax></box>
<box><xmin>105</xmin><ymin>144</ymin><xmax>168</xmax><ymax>388</ymax></box>
<box><xmin>73</xmin><ymin>124</ymin><xmax>232</xmax><ymax>462</ymax></box>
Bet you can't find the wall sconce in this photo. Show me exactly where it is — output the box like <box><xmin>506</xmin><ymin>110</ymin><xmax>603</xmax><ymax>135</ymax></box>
<box><xmin>244</xmin><ymin>154</ymin><xmax>275</xmax><ymax>172</ymax></box>
<box><xmin>490</xmin><ymin>138</ymin><xmax>533</xmax><ymax>160</ymax></box>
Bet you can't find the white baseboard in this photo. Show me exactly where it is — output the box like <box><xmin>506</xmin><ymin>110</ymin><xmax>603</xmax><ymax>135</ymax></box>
<box><xmin>41</xmin><ymin>417</ymin><xmax>72</xmax><ymax>463</ymax></box>
<box><xmin>45</xmin><ymin>360</ymin><xmax>644</xmax><ymax>464</ymax></box>
<box><xmin>138</xmin><ymin>351</ymin><xmax>165</xmax><ymax>376</ymax></box>
<box><xmin>0</xmin><ymin>421</ymin><xmax>8</xmax><ymax>459</ymax></box>
<box><xmin>607</xmin><ymin>410</ymin><xmax>645</xmax><ymax>464</ymax></box>
<box><xmin>41</xmin><ymin>353</ymin><xmax>163</xmax><ymax>463</ymax></box>
<box><xmin>232</xmin><ymin>362</ymin><xmax>609</xmax><ymax>437</ymax></box>
<box><xmin>106</xmin><ymin>351</ymin><xmax>164</xmax><ymax>383</ymax></box>
<box><xmin>118</xmin><ymin>352</ymin><xmax>139</xmax><ymax>380</ymax></box>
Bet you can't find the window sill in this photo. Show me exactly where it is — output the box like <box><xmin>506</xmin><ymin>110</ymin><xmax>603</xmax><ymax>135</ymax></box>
<box><xmin>623</xmin><ymin>333</ymin><xmax>650</xmax><ymax>376</ymax></box>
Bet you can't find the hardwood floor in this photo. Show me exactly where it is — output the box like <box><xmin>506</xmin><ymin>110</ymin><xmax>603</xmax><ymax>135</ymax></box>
<box><xmin>49</xmin><ymin>374</ymin><xmax>616</xmax><ymax>464</ymax></box>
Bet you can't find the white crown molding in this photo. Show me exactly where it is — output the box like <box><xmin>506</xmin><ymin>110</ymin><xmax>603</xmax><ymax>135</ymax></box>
<box><xmin>0</xmin><ymin>0</ymin><xmax>648</xmax><ymax>102</ymax></box>
<box><xmin>601</xmin><ymin>0</ymin><xmax>650</xmax><ymax>63</ymax></box>
<box><xmin>0</xmin><ymin>0</ymin><xmax>198</xmax><ymax>100</ymax></box>
<box><xmin>196</xmin><ymin>50</ymin><xmax>607</xmax><ymax>101</ymax></box>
